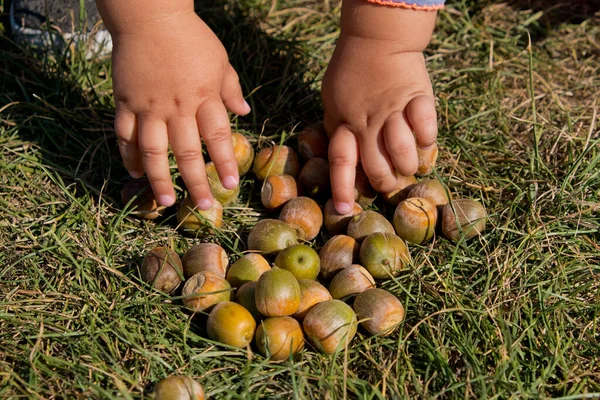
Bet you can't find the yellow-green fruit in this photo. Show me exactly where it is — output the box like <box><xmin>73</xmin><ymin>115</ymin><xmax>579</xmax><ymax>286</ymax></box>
<box><xmin>235</xmin><ymin>281</ymin><xmax>263</xmax><ymax>320</ymax></box>
<box><xmin>359</xmin><ymin>233</ymin><xmax>411</xmax><ymax>280</ymax></box>
<box><xmin>182</xmin><ymin>271</ymin><xmax>231</xmax><ymax>312</ymax></box>
<box><xmin>182</xmin><ymin>243</ymin><xmax>229</xmax><ymax>279</ymax></box>
<box><xmin>416</xmin><ymin>143</ymin><xmax>438</xmax><ymax>177</ymax></box>
<box><xmin>226</xmin><ymin>253</ymin><xmax>271</xmax><ymax>288</ymax></box>
<box><xmin>207</xmin><ymin>301</ymin><xmax>256</xmax><ymax>348</ymax></box>
<box><xmin>247</xmin><ymin>219</ymin><xmax>298</xmax><ymax>256</ymax></box>
<box><xmin>121</xmin><ymin>178</ymin><xmax>165</xmax><ymax>220</ymax></box>
<box><xmin>275</xmin><ymin>244</ymin><xmax>320</xmax><ymax>280</ymax></box>
<box><xmin>232</xmin><ymin>132</ymin><xmax>255</xmax><ymax>175</ymax></box>
<box><xmin>293</xmin><ymin>279</ymin><xmax>332</xmax><ymax>320</ymax></box>
<box><xmin>323</xmin><ymin>199</ymin><xmax>362</xmax><ymax>236</ymax></box>
<box><xmin>176</xmin><ymin>196</ymin><xmax>223</xmax><ymax>233</ymax></box>
<box><xmin>347</xmin><ymin>210</ymin><xmax>395</xmax><ymax>243</ymax></box>
<box><xmin>253</xmin><ymin>145</ymin><xmax>300</xmax><ymax>180</ymax></box>
<box><xmin>382</xmin><ymin>175</ymin><xmax>418</xmax><ymax>206</ymax></box>
<box><xmin>407</xmin><ymin>179</ymin><xmax>452</xmax><ymax>210</ymax></box>
<box><xmin>328</xmin><ymin>264</ymin><xmax>375</xmax><ymax>300</ymax></box>
<box><xmin>153</xmin><ymin>375</ymin><xmax>205</xmax><ymax>400</ymax></box>
<box><xmin>255</xmin><ymin>316</ymin><xmax>305</xmax><ymax>361</ymax></box>
<box><xmin>297</xmin><ymin>122</ymin><xmax>328</xmax><ymax>160</ymax></box>
<box><xmin>354</xmin><ymin>288</ymin><xmax>405</xmax><ymax>336</ymax></box>
<box><xmin>442</xmin><ymin>199</ymin><xmax>487</xmax><ymax>241</ymax></box>
<box><xmin>141</xmin><ymin>247</ymin><xmax>183</xmax><ymax>294</ymax></box>
<box><xmin>392</xmin><ymin>197</ymin><xmax>438</xmax><ymax>245</ymax></box>
<box><xmin>319</xmin><ymin>235</ymin><xmax>360</xmax><ymax>280</ymax></box>
<box><xmin>298</xmin><ymin>157</ymin><xmax>330</xmax><ymax>197</ymax></box>
<box><xmin>261</xmin><ymin>174</ymin><xmax>298</xmax><ymax>211</ymax></box>
<box><xmin>303</xmin><ymin>300</ymin><xmax>357</xmax><ymax>355</ymax></box>
<box><xmin>205</xmin><ymin>162</ymin><xmax>239</xmax><ymax>206</ymax></box>
<box><xmin>354</xmin><ymin>165</ymin><xmax>377</xmax><ymax>207</ymax></box>
<box><xmin>255</xmin><ymin>267</ymin><xmax>301</xmax><ymax>317</ymax></box>
<box><xmin>279</xmin><ymin>197</ymin><xmax>323</xmax><ymax>241</ymax></box>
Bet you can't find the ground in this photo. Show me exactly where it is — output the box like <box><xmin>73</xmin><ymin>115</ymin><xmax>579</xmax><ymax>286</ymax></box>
<box><xmin>0</xmin><ymin>0</ymin><xmax>599</xmax><ymax>398</ymax></box>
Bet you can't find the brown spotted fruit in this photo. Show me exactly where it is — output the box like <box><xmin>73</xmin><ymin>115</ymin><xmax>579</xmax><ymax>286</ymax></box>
<box><xmin>181</xmin><ymin>271</ymin><xmax>231</xmax><ymax>312</ymax></box>
<box><xmin>382</xmin><ymin>175</ymin><xmax>418</xmax><ymax>207</ymax></box>
<box><xmin>235</xmin><ymin>281</ymin><xmax>263</xmax><ymax>320</ymax></box>
<box><xmin>274</xmin><ymin>244</ymin><xmax>320</xmax><ymax>280</ymax></box>
<box><xmin>328</xmin><ymin>264</ymin><xmax>375</xmax><ymax>300</ymax></box>
<box><xmin>416</xmin><ymin>143</ymin><xmax>439</xmax><ymax>177</ymax></box>
<box><xmin>205</xmin><ymin>161</ymin><xmax>239</xmax><ymax>206</ymax></box>
<box><xmin>247</xmin><ymin>219</ymin><xmax>298</xmax><ymax>256</ymax></box>
<box><xmin>232</xmin><ymin>132</ymin><xmax>255</xmax><ymax>176</ymax></box>
<box><xmin>354</xmin><ymin>288</ymin><xmax>405</xmax><ymax>336</ymax></box>
<box><xmin>153</xmin><ymin>375</ymin><xmax>204</xmax><ymax>400</ymax></box>
<box><xmin>207</xmin><ymin>301</ymin><xmax>256</xmax><ymax>348</ymax></box>
<box><xmin>392</xmin><ymin>197</ymin><xmax>438</xmax><ymax>245</ymax></box>
<box><xmin>319</xmin><ymin>235</ymin><xmax>360</xmax><ymax>280</ymax></box>
<box><xmin>255</xmin><ymin>267</ymin><xmax>301</xmax><ymax>317</ymax></box>
<box><xmin>121</xmin><ymin>178</ymin><xmax>165</xmax><ymax>220</ymax></box>
<box><xmin>255</xmin><ymin>316</ymin><xmax>304</xmax><ymax>361</ymax></box>
<box><xmin>359</xmin><ymin>233</ymin><xmax>411</xmax><ymax>280</ymax></box>
<box><xmin>182</xmin><ymin>243</ymin><xmax>228</xmax><ymax>279</ymax></box>
<box><xmin>303</xmin><ymin>299</ymin><xmax>357</xmax><ymax>355</ymax></box>
<box><xmin>226</xmin><ymin>253</ymin><xmax>271</xmax><ymax>288</ymax></box>
<box><xmin>354</xmin><ymin>165</ymin><xmax>377</xmax><ymax>207</ymax></box>
<box><xmin>141</xmin><ymin>247</ymin><xmax>183</xmax><ymax>294</ymax></box>
<box><xmin>176</xmin><ymin>196</ymin><xmax>223</xmax><ymax>233</ymax></box>
<box><xmin>293</xmin><ymin>279</ymin><xmax>332</xmax><ymax>320</ymax></box>
<box><xmin>442</xmin><ymin>199</ymin><xmax>487</xmax><ymax>241</ymax></box>
<box><xmin>279</xmin><ymin>197</ymin><xmax>323</xmax><ymax>241</ymax></box>
<box><xmin>253</xmin><ymin>145</ymin><xmax>300</xmax><ymax>180</ymax></box>
<box><xmin>323</xmin><ymin>199</ymin><xmax>362</xmax><ymax>236</ymax></box>
<box><xmin>297</xmin><ymin>122</ymin><xmax>328</xmax><ymax>159</ymax></box>
<box><xmin>408</xmin><ymin>179</ymin><xmax>452</xmax><ymax>211</ymax></box>
<box><xmin>261</xmin><ymin>174</ymin><xmax>298</xmax><ymax>211</ymax></box>
<box><xmin>298</xmin><ymin>158</ymin><xmax>330</xmax><ymax>198</ymax></box>
<box><xmin>347</xmin><ymin>210</ymin><xmax>395</xmax><ymax>243</ymax></box>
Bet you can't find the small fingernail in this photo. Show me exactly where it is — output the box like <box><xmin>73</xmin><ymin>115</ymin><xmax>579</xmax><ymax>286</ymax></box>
<box><xmin>157</xmin><ymin>195</ymin><xmax>175</xmax><ymax>207</ymax></box>
<box><xmin>197</xmin><ymin>198</ymin><xmax>213</xmax><ymax>210</ymax></box>
<box><xmin>335</xmin><ymin>201</ymin><xmax>352</xmax><ymax>215</ymax></box>
<box><xmin>222</xmin><ymin>175</ymin><xmax>239</xmax><ymax>190</ymax></box>
<box><xmin>243</xmin><ymin>100</ymin><xmax>251</xmax><ymax>111</ymax></box>
<box><xmin>129</xmin><ymin>170</ymin><xmax>143</xmax><ymax>179</ymax></box>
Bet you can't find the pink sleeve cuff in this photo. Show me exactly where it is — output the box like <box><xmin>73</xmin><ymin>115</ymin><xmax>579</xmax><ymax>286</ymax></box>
<box><xmin>365</xmin><ymin>0</ymin><xmax>444</xmax><ymax>10</ymax></box>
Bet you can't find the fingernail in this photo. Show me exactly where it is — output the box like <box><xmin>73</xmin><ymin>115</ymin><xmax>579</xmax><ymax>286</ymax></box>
<box><xmin>335</xmin><ymin>201</ymin><xmax>352</xmax><ymax>215</ymax></box>
<box><xmin>197</xmin><ymin>198</ymin><xmax>213</xmax><ymax>210</ymax></box>
<box><xmin>222</xmin><ymin>175</ymin><xmax>239</xmax><ymax>190</ymax></box>
<box><xmin>129</xmin><ymin>170</ymin><xmax>143</xmax><ymax>179</ymax></box>
<box><xmin>158</xmin><ymin>195</ymin><xmax>175</xmax><ymax>207</ymax></box>
<box><xmin>243</xmin><ymin>100</ymin><xmax>251</xmax><ymax>112</ymax></box>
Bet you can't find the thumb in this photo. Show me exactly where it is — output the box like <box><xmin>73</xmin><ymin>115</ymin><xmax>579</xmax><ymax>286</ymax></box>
<box><xmin>221</xmin><ymin>66</ymin><xmax>251</xmax><ymax>116</ymax></box>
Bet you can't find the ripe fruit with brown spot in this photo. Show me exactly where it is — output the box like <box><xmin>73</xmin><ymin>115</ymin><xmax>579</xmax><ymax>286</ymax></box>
<box><xmin>442</xmin><ymin>199</ymin><xmax>487</xmax><ymax>241</ymax></box>
<box><xmin>261</xmin><ymin>174</ymin><xmax>298</xmax><ymax>211</ymax></box>
<box><xmin>297</xmin><ymin>122</ymin><xmax>328</xmax><ymax>159</ymax></box>
<box><xmin>232</xmin><ymin>132</ymin><xmax>255</xmax><ymax>175</ymax></box>
<box><xmin>226</xmin><ymin>253</ymin><xmax>271</xmax><ymax>288</ymax></box>
<box><xmin>235</xmin><ymin>281</ymin><xmax>263</xmax><ymax>320</ymax></box>
<box><xmin>323</xmin><ymin>199</ymin><xmax>362</xmax><ymax>236</ymax></box>
<box><xmin>354</xmin><ymin>288</ymin><xmax>405</xmax><ymax>336</ymax></box>
<box><xmin>279</xmin><ymin>197</ymin><xmax>323</xmax><ymax>241</ymax></box>
<box><xmin>298</xmin><ymin>158</ymin><xmax>330</xmax><ymax>198</ymax></box>
<box><xmin>328</xmin><ymin>264</ymin><xmax>375</xmax><ymax>300</ymax></box>
<box><xmin>181</xmin><ymin>271</ymin><xmax>231</xmax><ymax>312</ymax></box>
<box><xmin>153</xmin><ymin>375</ymin><xmax>205</xmax><ymax>400</ymax></box>
<box><xmin>205</xmin><ymin>162</ymin><xmax>239</xmax><ymax>206</ymax></box>
<box><xmin>255</xmin><ymin>267</ymin><xmax>301</xmax><ymax>317</ymax></box>
<box><xmin>319</xmin><ymin>235</ymin><xmax>360</xmax><ymax>280</ymax></box>
<box><xmin>416</xmin><ymin>143</ymin><xmax>439</xmax><ymax>177</ymax></box>
<box><xmin>207</xmin><ymin>301</ymin><xmax>256</xmax><ymax>348</ymax></box>
<box><xmin>253</xmin><ymin>145</ymin><xmax>300</xmax><ymax>180</ymax></box>
<box><xmin>247</xmin><ymin>219</ymin><xmax>298</xmax><ymax>256</ymax></box>
<box><xmin>255</xmin><ymin>316</ymin><xmax>305</xmax><ymax>361</ymax></box>
<box><xmin>182</xmin><ymin>243</ymin><xmax>229</xmax><ymax>279</ymax></box>
<box><xmin>393</xmin><ymin>197</ymin><xmax>438</xmax><ymax>244</ymax></box>
<box><xmin>176</xmin><ymin>197</ymin><xmax>223</xmax><ymax>233</ymax></box>
<box><xmin>121</xmin><ymin>178</ymin><xmax>165</xmax><ymax>220</ymax></box>
<box><xmin>347</xmin><ymin>210</ymin><xmax>395</xmax><ymax>243</ymax></box>
<box><xmin>408</xmin><ymin>179</ymin><xmax>452</xmax><ymax>210</ymax></box>
<box><xmin>359</xmin><ymin>233</ymin><xmax>411</xmax><ymax>280</ymax></box>
<box><xmin>293</xmin><ymin>279</ymin><xmax>332</xmax><ymax>320</ymax></box>
<box><xmin>275</xmin><ymin>244</ymin><xmax>320</xmax><ymax>280</ymax></box>
<box><xmin>303</xmin><ymin>299</ymin><xmax>357</xmax><ymax>355</ymax></box>
<box><xmin>382</xmin><ymin>175</ymin><xmax>418</xmax><ymax>206</ymax></box>
<box><xmin>354</xmin><ymin>165</ymin><xmax>377</xmax><ymax>207</ymax></box>
<box><xmin>141</xmin><ymin>247</ymin><xmax>183</xmax><ymax>294</ymax></box>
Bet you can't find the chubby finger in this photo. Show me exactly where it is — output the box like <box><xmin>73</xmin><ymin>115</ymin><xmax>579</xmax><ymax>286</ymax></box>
<box><xmin>406</xmin><ymin>95</ymin><xmax>438</xmax><ymax>148</ymax></box>
<box><xmin>221</xmin><ymin>66</ymin><xmax>251</xmax><ymax>116</ymax></box>
<box><xmin>138</xmin><ymin>116</ymin><xmax>175</xmax><ymax>207</ymax></box>
<box><xmin>115</xmin><ymin>110</ymin><xmax>143</xmax><ymax>178</ymax></box>
<box><xmin>196</xmin><ymin>96</ymin><xmax>239</xmax><ymax>190</ymax></box>
<box><xmin>358</xmin><ymin>128</ymin><xmax>398</xmax><ymax>194</ymax></box>
<box><xmin>168</xmin><ymin>117</ymin><xmax>213</xmax><ymax>210</ymax></box>
<box><xmin>328</xmin><ymin>125</ymin><xmax>359</xmax><ymax>214</ymax></box>
<box><xmin>384</xmin><ymin>112</ymin><xmax>418</xmax><ymax>176</ymax></box>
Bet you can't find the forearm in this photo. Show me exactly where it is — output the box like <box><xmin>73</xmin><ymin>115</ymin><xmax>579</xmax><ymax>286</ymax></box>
<box><xmin>340</xmin><ymin>0</ymin><xmax>438</xmax><ymax>51</ymax></box>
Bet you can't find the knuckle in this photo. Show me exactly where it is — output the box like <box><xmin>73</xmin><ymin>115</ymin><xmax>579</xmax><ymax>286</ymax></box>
<box><xmin>387</xmin><ymin>139</ymin><xmax>414</xmax><ymax>157</ymax></box>
<box><xmin>202</xmin><ymin>128</ymin><xmax>231</xmax><ymax>145</ymax></box>
<box><xmin>328</xmin><ymin>153</ymin><xmax>355</xmax><ymax>168</ymax></box>
<box><xmin>213</xmin><ymin>158</ymin><xmax>237</xmax><ymax>171</ymax></box>
<box><xmin>147</xmin><ymin>176</ymin><xmax>172</xmax><ymax>187</ymax></box>
<box><xmin>367</xmin><ymin>170</ymin><xmax>395</xmax><ymax>191</ymax></box>
<box><xmin>175</xmin><ymin>148</ymin><xmax>203</xmax><ymax>163</ymax></box>
<box><xmin>185</xmin><ymin>180</ymin><xmax>211</xmax><ymax>195</ymax></box>
<box><xmin>139</xmin><ymin>146</ymin><xmax>166</xmax><ymax>159</ymax></box>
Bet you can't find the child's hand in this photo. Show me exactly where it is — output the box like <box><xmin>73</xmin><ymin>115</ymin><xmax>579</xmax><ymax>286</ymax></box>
<box><xmin>321</xmin><ymin>0</ymin><xmax>438</xmax><ymax>214</ymax></box>
<box><xmin>102</xmin><ymin>5</ymin><xmax>249</xmax><ymax>209</ymax></box>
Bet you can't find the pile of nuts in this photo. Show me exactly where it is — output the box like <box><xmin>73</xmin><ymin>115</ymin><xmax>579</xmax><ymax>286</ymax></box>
<box><xmin>129</xmin><ymin>123</ymin><xmax>488</xmax><ymax>361</ymax></box>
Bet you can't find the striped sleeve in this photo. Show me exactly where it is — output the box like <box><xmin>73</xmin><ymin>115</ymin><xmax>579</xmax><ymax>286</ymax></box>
<box><xmin>365</xmin><ymin>0</ymin><xmax>444</xmax><ymax>9</ymax></box>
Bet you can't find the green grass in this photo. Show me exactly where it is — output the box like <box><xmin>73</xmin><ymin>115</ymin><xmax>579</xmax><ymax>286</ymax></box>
<box><xmin>1</xmin><ymin>0</ymin><xmax>599</xmax><ymax>398</ymax></box>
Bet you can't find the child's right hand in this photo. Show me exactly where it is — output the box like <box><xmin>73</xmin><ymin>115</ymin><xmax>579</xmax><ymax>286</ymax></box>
<box><xmin>99</xmin><ymin>3</ymin><xmax>250</xmax><ymax>209</ymax></box>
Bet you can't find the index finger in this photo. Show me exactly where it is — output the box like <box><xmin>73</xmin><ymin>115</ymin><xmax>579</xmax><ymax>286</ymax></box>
<box><xmin>328</xmin><ymin>125</ymin><xmax>359</xmax><ymax>215</ymax></box>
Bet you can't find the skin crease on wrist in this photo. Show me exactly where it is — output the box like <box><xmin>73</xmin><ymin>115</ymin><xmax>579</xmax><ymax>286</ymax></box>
<box><xmin>322</xmin><ymin>0</ymin><xmax>439</xmax><ymax>214</ymax></box>
<box><xmin>96</xmin><ymin>0</ymin><xmax>251</xmax><ymax>210</ymax></box>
